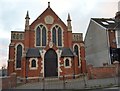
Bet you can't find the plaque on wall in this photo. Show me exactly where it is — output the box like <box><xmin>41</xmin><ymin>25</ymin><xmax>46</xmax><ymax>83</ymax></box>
<box><xmin>44</xmin><ymin>15</ymin><xmax>54</xmax><ymax>24</ymax></box>
<box><xmin>49</xmin><ymin>41</ymin><xmax>53</xmax><ymax>48</ymax></box>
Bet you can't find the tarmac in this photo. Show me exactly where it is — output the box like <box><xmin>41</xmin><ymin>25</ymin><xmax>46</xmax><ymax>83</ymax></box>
<box><xmin>14</xmin><ymin>77</ymin><xmax>120</xmax><ymax>90</ymax></box>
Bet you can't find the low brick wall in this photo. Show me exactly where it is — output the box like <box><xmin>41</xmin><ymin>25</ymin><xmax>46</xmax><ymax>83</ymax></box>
<box><xmin>2</xmin><ymin>73</ymin><xmax>17</xmax><ymax>89</ymax></box>
<box><xmin>87</xmin><ymin>63</ymin><xmax>120</xmax><ymax>79</ymax></box>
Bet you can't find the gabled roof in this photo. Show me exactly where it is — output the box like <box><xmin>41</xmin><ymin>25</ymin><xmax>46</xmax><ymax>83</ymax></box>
<box><xmin>92</xmin><ymin>18</ymin><xmax>120</xmax><ymax>30</ymax></box>
<box><xmin>30</xmin><ymin>4</ymin><xmax>67</xmax><ymax>27</ymax></box>
<box><xmin>61</xmin><ymin>48</ymin><xmax>75</xmax><ymax>57</ymax></box>
<box><xmin>26</xmin><ymin>48</ymin><xmax>40</xmax><ymax>58</ymax></box>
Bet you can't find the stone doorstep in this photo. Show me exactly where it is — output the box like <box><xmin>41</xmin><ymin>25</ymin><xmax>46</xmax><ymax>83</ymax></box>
<box><xmin>44</xmin><ymin>77</ymin><xmax>59</xmax><ymax>82</ymax></box>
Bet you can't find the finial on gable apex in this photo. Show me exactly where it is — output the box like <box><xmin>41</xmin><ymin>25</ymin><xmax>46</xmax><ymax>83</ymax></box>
<box><xmin>67</xmin><ymin>13</ymin><xmax>72</xmax><ymax>31</ymax></box>
<box><xmin>48</xmin><ymin>2</ymin><xmax>50</xmax><ymax>8</ymax></box>
<box><xmin>67</xmin><ymin>13</ymin><xmax>71</xmax><ymax>21</ymax></box>
<box><xmin>25</xmin><ymin>11</ymin><xmax>30</xmax><ymax>19</ymax></box>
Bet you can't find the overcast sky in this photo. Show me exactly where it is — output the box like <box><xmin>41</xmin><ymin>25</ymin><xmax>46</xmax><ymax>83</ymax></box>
<box><xmin>0</xmin><ymin>0</ymin><xmax>119</xmax><ymax>68</ymax></box>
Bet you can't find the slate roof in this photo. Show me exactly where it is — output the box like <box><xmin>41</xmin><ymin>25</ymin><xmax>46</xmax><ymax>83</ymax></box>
<box><xmin>26</xmin><ymin>47</ymin><xmax>75</xmax><ymax>58</ymax></box>
<box><xmin>61</xmin><ymin>47</ymin><xmax>75</xmax><ymax>57</ymax></box>
<box><xmin>92</xmin><ymin>18</ymin><xmax>120</xmax><ymax>30</ymax></box>
<box><xmin>26</xmin><ymin>48</ymin><xmax>40</xmax><ymax>58</ymax></box>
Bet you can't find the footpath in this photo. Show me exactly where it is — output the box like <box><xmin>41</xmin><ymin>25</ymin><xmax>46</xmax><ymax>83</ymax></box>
<box><xmin>14</xmin><ymin>77</ymin><xmax>120</xmax><ymax>90</ymax></box>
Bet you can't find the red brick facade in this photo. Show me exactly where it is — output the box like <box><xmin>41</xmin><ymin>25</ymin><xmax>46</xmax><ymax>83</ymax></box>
<box><xmin>7</xmin><ymin>3</ymin><xmax>86</xmax><ymax>80</ymax></box>
<box><xmin>2</xmin><ymin>73</ymin><xmax>17</xmax><ymax>89</ymax></box>
<box><xmin>87</xmin><ymin>63</ymin><xmax>120</xmax><ymax>79</ymax></box>
<box><xmin>108</xmin><ymin>30</ymin><xmax>117</xmax><ymax>48</ymax></box>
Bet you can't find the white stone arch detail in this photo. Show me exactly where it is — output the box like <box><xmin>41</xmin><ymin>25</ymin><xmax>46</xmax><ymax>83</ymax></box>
<box><xmin>73</xmin><ymin>43</ymin><xmax>81</xmax><ymax>67</ymax></box>
<box><xmin>64</xmin><ymin>57</ymin><xmax>72</xmax><ymax>68</ymax></box>
<box><xmin>40</xmin><ymin>49</ymin><xmax>46</xmax><ymax>77</ymax></box>
<box><xmin>15</xmin><ymin>42</ymin><xmax>24</xmax><ymax>70</ymax></box>
<box><xmin>29</xmin><ymin>58</ymin><xmax>38</xmax><ymax>70</ymax></box>
<box><xmin>40</xmin><ymin>48</ymin><xmax>62</xmax><ymax>78</ymax></box>
<box><xmin>50</xmin><ymin>24</ymin><xmax>64</xmax><ymax>47</ymax></box>
<box><xmin>56</xmin><ymin>49</ymin><xmax>62</xmax><ymax>78</ymax></box>
<box><xmin>34</xmin><ymin>23</ymin><xmax>48</xmax><ymax>47</ymax></box>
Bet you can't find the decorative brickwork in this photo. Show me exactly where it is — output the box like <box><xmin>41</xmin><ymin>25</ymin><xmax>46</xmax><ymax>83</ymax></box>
<box><xmin>2</xmin><ymin>73</ymin><xmax>17</xmax><ymax>89</ymax></box>
<box><xmin>7</xmin><ymin>2</ymin><xmax>86</xmax><ymax>81</ymax></box>
<box><xmin>87</xmin><ymin>63</ymin><xmax>120</xmax><ymax>79</ymax></box>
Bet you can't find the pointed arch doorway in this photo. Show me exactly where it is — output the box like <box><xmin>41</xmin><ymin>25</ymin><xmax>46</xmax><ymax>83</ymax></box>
<box><xmin>44</xmin><ymin>49</ymin><xmax>58</xmax><ymax>77</ymax></box>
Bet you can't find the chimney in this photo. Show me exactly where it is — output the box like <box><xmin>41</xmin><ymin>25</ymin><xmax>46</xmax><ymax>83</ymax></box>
<box><xmin>115</xmin><ymin>11</ymin><xmax>120</xmax><ymax>22</ymax></box>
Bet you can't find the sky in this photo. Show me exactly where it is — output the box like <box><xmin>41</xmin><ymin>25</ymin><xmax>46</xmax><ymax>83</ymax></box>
<box><xmin>0</xmin><ymin>0</ymin><xmax>119</xmax><ymax>69</ymax></box>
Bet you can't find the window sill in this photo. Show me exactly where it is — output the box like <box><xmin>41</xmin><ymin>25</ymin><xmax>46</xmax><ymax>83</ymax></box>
<box><xmin>30</xmin><ymin>67</ymin><xmax>38</xmax><ymax>70</ymax></box>
<box><xmin>64</xmin><ymin>66</ymin><xmax>71</xmax><ymax>68</ymax></box>
<box><xmin>15</xmin><ymin>68</ymin><xmax>21</xmax><ymax>70</ymax></box>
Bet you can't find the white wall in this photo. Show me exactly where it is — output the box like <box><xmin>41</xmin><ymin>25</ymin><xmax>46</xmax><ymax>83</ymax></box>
<box><xmin>85</xmin><ymin>19</ymin><xmax>110</xmax><ymax>67</ymax></box>
<box><xmin>116</xmin><ymin>30</ymin><xmax>120</xmax><ymax>48</ymax></box>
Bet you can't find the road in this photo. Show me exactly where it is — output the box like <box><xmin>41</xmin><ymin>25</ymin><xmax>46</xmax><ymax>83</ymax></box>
<box><xmin>88</xmin><ymin>87</ymin><xmax>119</xmax><ymax>91</ymax></box>
<box><xmin>14</xmin><ymin>77</ymin><xmax>119</xmax><ymax>89</ymax></box>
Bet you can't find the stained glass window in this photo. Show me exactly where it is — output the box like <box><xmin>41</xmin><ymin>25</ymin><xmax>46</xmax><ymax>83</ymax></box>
<box><xmin>74</xmin><ymin>45</ymin><xmax>80</xmax><ymax>66</ymax></box>
<box><xmin>36</xmin><ymin>25</ymin><xmax>47</xmax><ymax>46</ymax></box>
<box><xmin>65</xmin><ymin>59</ymin><xmax>69</xmax><ymax>66</ymax></box>
<box><xmin>36</xmin><ymin>27</ymin><xmax>41</xmax><ymax>46</ymax></box>
<box><xmin>31</xmin><ymin>59</ymin><xmax>36</xmax><ymax>67</ymax></box>
<box><xmin>42</xmin><ymin>27</ymin><xmax>46</xmax><ymax>46</ymax></box>
<box><xmin>16</xmin><ymin>44</ymin><xmax>22</xmax><ymax>68</ymax></box>
<box><xmin>52</xmin><ymin>27</ymin><xmax>56</xmax><ymax>45</ymax></box>
<box><xmin>58</xmin><ymin>27</ymin><xmax>62</xmax><ymax>46</ymax></box>
<box><xmin>52</xmin><ymin>25</ymin><xmax>62</xmax><ymax>46</ymax></box>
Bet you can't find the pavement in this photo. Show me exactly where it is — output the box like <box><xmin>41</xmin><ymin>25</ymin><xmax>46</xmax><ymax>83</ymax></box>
<box><xmin>86</xmin><ymin>86</ymin><xmax>119</xmax><ymax>91</ymax></box>
<box><xmin>13</xmin><ymin>77</ymin><xmax>120</xmax><ymax>90</ymax></box>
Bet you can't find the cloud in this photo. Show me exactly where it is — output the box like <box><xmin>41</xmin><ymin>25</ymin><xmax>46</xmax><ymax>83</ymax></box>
<box><xmin>0</xmin><ymin>57</ymin><xmax>7</xmax><ymax>69</ymax></box>
<box><xmin>0</xmin><ymin>0</ymin><xmax>119</xmax><ymax>68</ymax></box>
<box><xmin>0</xmin><ymin>38</ymin><xmax>9</xmax><ymax>69</ymax></box>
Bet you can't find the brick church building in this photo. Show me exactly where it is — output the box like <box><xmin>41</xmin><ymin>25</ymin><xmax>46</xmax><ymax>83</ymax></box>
<box><xmin>7</xmin><ymin>2</ymin><xmax>86</xmax><ymax>80</ymax></box>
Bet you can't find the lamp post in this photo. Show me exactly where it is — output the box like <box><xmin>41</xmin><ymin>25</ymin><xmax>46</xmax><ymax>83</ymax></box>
<box><xmin>42</xmin><ymin>77</ymin><xmax>45</xmax><ymax>91</ymax></box>
<box><xmin>83</xmin><ymin>73</ymin><xmax>87</xmax><ymax>88</ymax></box>
<box><xmin>63</xmin><ymin>62</ymin><xmax>66</xmax><ymax>89</ymax></box>
<box><xmin>63</xmin><ymin>75</ymin><xmax>66</xmax><ymax>89</ymax></box>
<box><xmin>26</xmin><ymin>58</ymin><xmax>28</xmax><ymax>83</ymax></box>
<box><xmin>73</xmin><ymin>57</ymin><xmax>75</xmax><ymax>79</ymax></box>
<box><xmin>73</xmin><ymin>53</ymin><xmax>76</xmax><ymax>79</ymax></box>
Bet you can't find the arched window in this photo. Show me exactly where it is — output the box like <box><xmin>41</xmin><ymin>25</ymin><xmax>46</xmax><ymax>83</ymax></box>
<box><xmin>14</xmin><ymin>34</ymin><xmax>16</xmax><ymax>39</ymax></box>
<box><xmin>13</xmin><ymin>34</ymin><xmax>15</xmax><ymax>39</ymax></box>
<box><xmin>65</xmin><ymin>59</ymin><xmax>70</xmax><ymax>67</ymax></box>
<box><xmin>20</xmin><ymin>34</ymin><xmax>23</xmax><ymax>39</ymax></box>
<box><xmin>52</xmin><ymin>27</ymin><xmax>56</xmax><ymax>45</ymax></box>
<box><xmin>42</xmin><ymin>27</ymin><xmax>46</xmax><ymax>46</ymax></box>
<box><xmin>31</xmin><ymin>59</ymin><xmax>36</xmax><ymax>67</ymax></box>
<box><xmin>29</xmin><ymin>58</ymin><xmax>38</xmax><ymax>70</ymax></box>
<box><xmin>74</xmin><ymin>45</ymin><xmax>80</xmax><ymax>66</ymax></box>
<box><xmin>36</xmin><ymin>25</ymin><xmax>47</xmax><ymax>46</ymax></box>
<box><xmin>16</xmin><ymin>34</ymin><xmax>19</xmax><ymax>39</ymax></box>
<box><xmin>58</xmin><ymin>27</ymin><xmax>62</xmax><ymax>46</ymax></box>
<box><xmin>36</xmin><ymin>27</ymin><xmax>41</xmax><ymax>46</ymax></box>
<box><xmin>64</xmin><ymin>57</ymin><xmax>71</xmax><ymax>68</ymax></box>
<box><xmin>16</xmin><ymin>44</ymin><xmax>22</xmax><ymax>68</ymax></box>
<box><xmin>52</xmin><ymin>25</ymin><xmax>62</xmax><ymax>46</ymax></box>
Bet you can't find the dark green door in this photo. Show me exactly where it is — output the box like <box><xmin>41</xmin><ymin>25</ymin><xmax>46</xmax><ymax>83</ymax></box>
<box><xmin>44</xmin><ymin>49</ymin><xmax>58</xmax><ymax>77</ymax></box>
